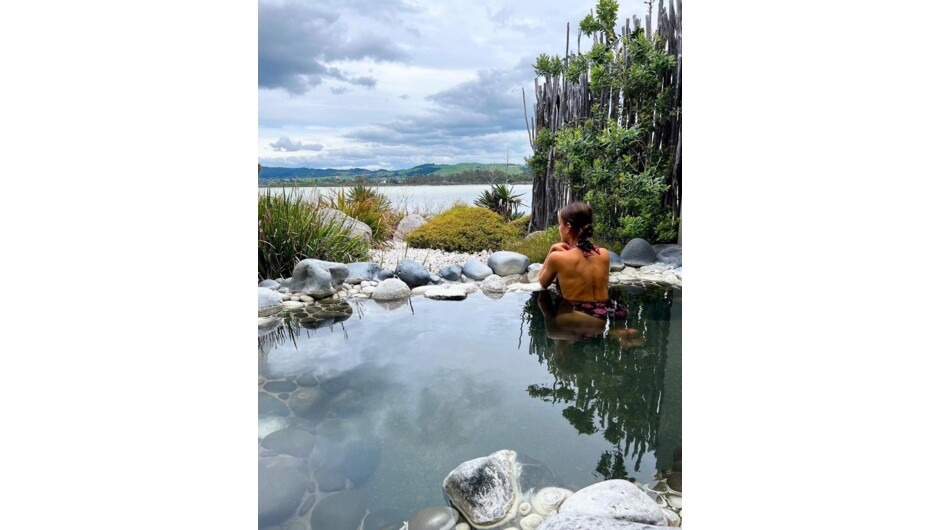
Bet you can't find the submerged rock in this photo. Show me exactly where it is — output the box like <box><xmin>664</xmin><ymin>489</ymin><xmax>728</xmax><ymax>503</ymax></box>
<box><xmin>443</xmin><ymin>449</ymin><xmax>519</xmax><ymax>528</ymax></box>
<box><xmin>288</xmin><ymin>387</ymin><xmax>327</xmax><ymax>418</ymax></box>
<box><xmin>309</xmin><ymin>489</ymin><xmax>368</xmax><ymax>530</ymax></box>
<box><xmin>407</xmin><ymin>507</ymin><xmax>459</xmax><ymax>530</ymax></box>
<box><xmin>462</xmin><ymin>259</ymin><xmax>494</xmax><ymax>280</ymax></box>
<box><xmin>261</xmin><ymin>428</ymin><xmax>318</xmax><ymax>459</ymax></box>
<box><xmin>487</xmin><ymin>251</ymin><xmax>531</xmax><ymax>276</ymax></box>
<box><xmin>259</xmin><ymin>393</ymin><xmax>290</xmax><ymax>417</ymax></box>
<box><xmin>372</xmin><ymin>278</ymin><xmax>411</xmax><ymax>301</ymax></box>
<box><xmin>259</xmin><ymin>455</ymin><xmax>310</xmax><ymax>528</ymax></box>
<box><xmin>560</xmin><ymin>479</ymin><xmax>667</xmax><ymax>526</ymax></box>
<box><xmin>259</xmin><ymin>287</ymin><xmax>284</xmax><ymax>317</ymax></box>
<box><xmin>619</xmin><ymin>239</ymin><xmax>657</xmax><ymax>267</ymax></box>
<box><xmin>312</xmin><ymin>466</ymin><xmax>347</xmax><ymax>493</ymax></box>
<box><xmin>395</xmin><ymin>258</ymin><xmax>432</xmax><ymax>288</ymax></box>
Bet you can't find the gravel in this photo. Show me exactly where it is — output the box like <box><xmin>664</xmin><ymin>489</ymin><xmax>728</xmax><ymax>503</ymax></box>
<box><xmin>369</xmin><ymin>241</ymin><xmax>494</xmax><ymax>276</ymax></box>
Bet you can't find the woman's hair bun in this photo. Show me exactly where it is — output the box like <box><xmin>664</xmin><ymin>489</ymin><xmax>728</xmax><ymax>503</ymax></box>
<box><xmin>580</xmin><ymin>223</ymin><xmax>594</xmax><ymax>239</ymax></box>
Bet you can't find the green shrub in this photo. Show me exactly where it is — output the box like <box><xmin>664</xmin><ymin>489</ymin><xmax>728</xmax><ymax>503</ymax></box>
<box><xmin>508</xmin><ymin>215</ymin><xmax>532</xmax><ymax>236</ymax></box>
<box><xmin>405</xmin><ymin>205</ymin><xmax>515</xmax><ymax>252</ymax></box>
<box><xmin>259</xmin><ymin>190</ymin><xmax>371</xmax><ymax>280</ymax></box>
<box><xmin>503</xmin><ymin>227</ymin><xmax>561</xmax><ymax>264</ymax></box>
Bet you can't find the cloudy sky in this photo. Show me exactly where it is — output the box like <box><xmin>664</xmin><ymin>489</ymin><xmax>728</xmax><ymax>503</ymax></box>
<box><xmin>258</xmin><ymin>0</ymin><xmax>647</xmax><ymax>169</ymax></box>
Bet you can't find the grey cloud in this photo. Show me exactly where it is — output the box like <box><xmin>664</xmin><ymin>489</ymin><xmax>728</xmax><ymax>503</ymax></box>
<box><xmin>269</xmin><ymin>136</ymin><xmax>324</xmax><ymax>152</ymax></box>
<box><xmin>259</xmin><ymin>1</ymin><xmax>409</xmax><ymax>94</ymax></box>
<box><xmin>330</xmin><ymin>86</ymin><xmax>351</xmax><ymax>95</ymax></box>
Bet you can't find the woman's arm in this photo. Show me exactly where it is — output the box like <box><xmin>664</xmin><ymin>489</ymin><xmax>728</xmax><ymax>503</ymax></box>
<box><xmin>539</xmin><ymin>253</ymin><xmax>558</xmax><ymax>289</ymax></box>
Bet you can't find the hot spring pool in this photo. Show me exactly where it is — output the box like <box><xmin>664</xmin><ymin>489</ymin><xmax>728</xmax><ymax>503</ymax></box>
<box><xmin>259</xmin><ymin>284</ymin><xmax>681</xmax><ymax>529</ymax></box>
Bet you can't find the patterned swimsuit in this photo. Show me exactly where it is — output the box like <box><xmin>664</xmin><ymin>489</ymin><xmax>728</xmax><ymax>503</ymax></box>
<box><xmin>564</xmin><ymin>242</ymin><xmax>629</xmax><ymax>321</ymax></box>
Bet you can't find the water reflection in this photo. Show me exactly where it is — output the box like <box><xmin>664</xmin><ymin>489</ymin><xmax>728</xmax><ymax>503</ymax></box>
<box><xmin>521</xmin><ymin>286</ymin><xmax>682</xmax><ymax>480</ymax></box>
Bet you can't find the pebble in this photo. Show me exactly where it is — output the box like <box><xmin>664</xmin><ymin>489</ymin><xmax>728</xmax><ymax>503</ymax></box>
<box><xmin>362</xmin><ymin>286</ymin><xmax>375</xmax><ymax>295</ymax></box>
<box><xmin>299</xmin><ymin>295</ymin><xmax>314</xmax><ymax>303</ymax></box>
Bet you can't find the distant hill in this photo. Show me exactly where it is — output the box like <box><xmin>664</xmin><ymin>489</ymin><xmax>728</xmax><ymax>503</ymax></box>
<box><xmin>258</xmin><ymin>163</ymin><xmax>532</xmax><ymax>181</ymax></box>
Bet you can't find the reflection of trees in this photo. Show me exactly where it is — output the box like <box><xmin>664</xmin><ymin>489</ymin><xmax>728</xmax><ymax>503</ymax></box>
<box><xmin>521</xmin><ymin>287</ymin><xmax>678</xmax><ymax>481</ymax></box>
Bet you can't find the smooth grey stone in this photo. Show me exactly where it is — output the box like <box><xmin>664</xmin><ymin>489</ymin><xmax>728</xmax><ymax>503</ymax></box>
<box><xmin>620</xmin><ymin>239</ymin><xmax>657</xmax><ymax>267</ymax></box>
<box><xmin>608</xmin><ymin>250</ymin><xmax>626</xmax><ymax>271</ymax></box>
<box><xmin>297</xmin><ymin>495</ymin><xmax>317</xmax><ymax>517</ymax></box>
<box><xmin>501</xmin><ymin>273</ymin><xmax>526</xmax><ymax>284</ymax></box>
<box><xmin>289</xmin><ymin>387</ymin><xmax>327</xmax><ymax>418</ymax></box>
<box><xmin>526</xmin><ymin>263</ymin><xmax>542</xmax><ymax>283</ymax></box>
<box><xmin>309</xmin><ymin>489</ymin><xmax>368</xmax><ymax>530</ymax></box>
<box><xmin>346</xmin><ymin>262</ymin><xmax>382</xmax><ymax>283</ymax></box>
<box><xmin>312</xmin><ymin>467</ymin><xmax>348</xmax><ymax>493</ymax></box>
<box><xmin>259</xmin><ymin>288</ymin><xmax>284</xmax><ymax>317</ymax></box>
<box><xmin>338</xmin><ymin>438</ymin><xmax>380</xmax><ymax>486</ymax></box>
<box><xmin>396</xmin><ymin>213</ymin><xmax>427</xmax><ymax>237</ymax></box>
<box><xmin>372</xmin><ymin>278</ymin><xmax>411</xmax><ymax>300</ymax></box>
<box><xmin>363</xmin><ymin>508</ymin><xmax>409</xmax><ymax>530</ymax></box>
<box><xmin>443</xmin><ymin>450</ymin><xmax>518</xmax><ymax>528</ymax></box>
<box><xmin>377</xmin><ymin>268</ymin><xmax>395</xmax><ymax>280</ymax></box>
<box><xmin>289</xmin><ymin>261</ymin><xmax>335</xmax><ymax>298</ymax></box>
<box><xmin>259</xmin><ymin>456</ymin><xmax>310</xmax><ymax>528</ymax></box>
<box><xmin>407</xmin><ymin>507</ymin><xmax>459</xmax><ymax>530</ymax></box>
<box><xmin>656</xmin><ymin>245</ymin><xmax>681</xmax><ymax>267</ymax></box>
<box><xmin>429</xmin><ymin>273</ymin><xmax>441</xmax><ymax>283</ymax></box>
<box><xmin>560</xmin><ymin>479</ymin><xmax>667</xmax><ymax>526</ymax></box>
<box><xmin>260</xmin><ymin>393</ymin><xmax>290</xmax><ymax>417</ymax></box>
<box><xmin>395</xmin><ymin>258</ymin><xmax>432</xmax><ymax>288</ymax></box>
<box><xmin>461</xmin><ymin>259</ymin><xmax>493</xmax><ymax>280</ymax></box>
<box><xmin>264</xmin><ymin>381</ymin><xmax>297</xmax><ymax>394</ymax></box>
<box><xmin>487</xmin><ymin>251</ymin><xmax>531</xmax><ymax>276</ymax></box>
<box><xmin>278</xmin><ymin>392</ymin><xmax>291</xmax><ymax>400</ymax></box>
<box><xmin>259</xmin><ymin>279</ymin><xmax>280</xmax><ymax>289</ymax></box>
<box><xmin>320</xmin><ymin>207</ymin><xmax>372</xmax><ymax>243</ymax></box>
<box><xmin>439</xmin><ymin>264</ymin><xmax>462</xmax><ymax>281</ymax></box>
<box><xmin>279</xmin><ymin>287</ymin><xmax>291</xmax><ymax>293</ymax></box>
<box><xmin>262</xmin><ymin>428</ymin><xmax>318</xmax><ymax>458</ymax></box>
<box><xmin>538</xmin><ymin>513</ymin><xmax>669</xmax><ymax>530</ymax></box>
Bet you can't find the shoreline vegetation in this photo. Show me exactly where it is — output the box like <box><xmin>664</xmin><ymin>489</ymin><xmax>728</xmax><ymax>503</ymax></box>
<box><xmin>259</xmin><ymin>180</ymin><xmax>535</xmax><ymax>188</ymax></box>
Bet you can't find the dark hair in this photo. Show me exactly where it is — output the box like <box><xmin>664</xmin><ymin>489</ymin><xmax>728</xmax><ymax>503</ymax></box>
<box><xmin>558</xmin><ymin>201</ymin><xmax>597</xmax><ymax>254</ymax></box>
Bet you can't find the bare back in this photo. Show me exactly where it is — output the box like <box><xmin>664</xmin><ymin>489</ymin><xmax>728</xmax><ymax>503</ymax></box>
<box><xmin>540</xmin><ymin>247</ymin><xmax>610</xmax><ymax>302</ymax></box>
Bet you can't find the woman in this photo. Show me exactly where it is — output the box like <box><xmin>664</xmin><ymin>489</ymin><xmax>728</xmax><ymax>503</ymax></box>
<box><xmin>537</xmin><ymin>202</ymin><xmax>630</xmax><ymax>339</ymax></box>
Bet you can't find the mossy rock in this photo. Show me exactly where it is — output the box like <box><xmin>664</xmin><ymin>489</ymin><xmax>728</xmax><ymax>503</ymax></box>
<box><xmin>405</xmin><ymin>206</ymin><xmax>515</xmax><ymax>252</ymax></box>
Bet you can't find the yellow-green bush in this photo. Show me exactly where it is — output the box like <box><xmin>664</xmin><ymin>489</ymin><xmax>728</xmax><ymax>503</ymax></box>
<box><xmin>405</xmin><ymin>205</ymin><xmax>515</xmax><ymax>252</ymax></box>
<box><xmin>503</xmin><ymin>227</ymin><xmax>560</xmax><ymax>264</ymax></box>
<box><xmin>507</xmin><ymin>215</ymin><xmax>531</xmax><ymax>237</ymax></box>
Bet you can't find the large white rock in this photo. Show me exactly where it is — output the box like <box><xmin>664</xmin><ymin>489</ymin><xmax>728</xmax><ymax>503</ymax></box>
<box><xmin>258</xmin><ymin>287</ymin><xmax>283</xmax><ymax>317</ymax></box>
<box><xmin>319</xmin><ymin>207</ymin><xmax>372</xmax><ymax>242</ymax></box>
<box><xmin>560</xmin><ymin>480</ymin><xmax>667</xmax><ymax>526</ymax></box>
<box><xmin>396</xmin><ymin>213</ymin><xmax>427</xmax><ymax>237</ymax></box>
<box><xmin>425</xmin><ymin>285</ymin><xmax>468</xmax><ymax>300</ymax></box>
<box><xmin>372</xmin><ymin>278</ymin><xmax>411</xmax><ymax>301</ymax></box>
<box><xmin>443</xmin><ymin>450</ymin><xmax>519</xmax><ymax>529</ymax></box>
<box><xmin>538</xmin><ymin>513</ymin><xmax>665</xmax><ymax>530</ymax></box>
<box><xmin>481</xmin><ymin>274</ymin><xmax>507</xmax><ymax>293</ymax></box>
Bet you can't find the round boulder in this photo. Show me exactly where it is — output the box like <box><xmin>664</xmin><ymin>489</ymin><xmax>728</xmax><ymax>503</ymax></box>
<box><xmin>526</xmin><ymin>263</ymin><xmax>542</xmax><ymax>283</ymax></box>
<box><xmin>396</xmin><ymin>213</ymin><xmax>427</xmax><ymax>238</ymax></box>
<box><xmin>462</xmin><ymin>259</ymin><xmax>494</xmax><ymax>280</ymax></box>
<box><xmin>656</xmin><ymin>245</ymin><xmax>682</xmax><ymax>267</ymax></box>
<box><xmin>259</xmin><ymin>287</ymin><xmax>284</xmax><ymax>317</ymax></box>
<box><xmin>487</xmin><ymin>251</ymin><xmax>531</xmax><ymax>276</ymax></box>
<box><xmin>439</xmin><ymin>264</ymin><xmax>463</xmax><ymax>281</ymax></box>
<box><xmin>560</xmin><ymin>479</ymin><xmax>667</xmax><ymax>526</ymax></box>
<box><xmin>259</xmin><ymin>279</ymin><xmax>280</xmax><ymax>289</ymax></box>
<box><xmin>619</xmin><ymin>238</ymin><xmax>657</xmax><ymax>267</ymax></box>
<box><xmin>395</xmin><ymin>259</ymin><xmax>432</xmax><ymax>288</ymax></box>
<box><xmin>261</xmin><ymin>428</ymin><xmax>318</xmax><ymax>458</ymax></box>
<box><xmin>319</xmin><ymin>207</ymin><xmax>373</xmax><ymax>243</ymax></box>
<box><xmin>372</xmin><ymin>278</ymin><xmax>411</xmax><ymax>301</ymax></box>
